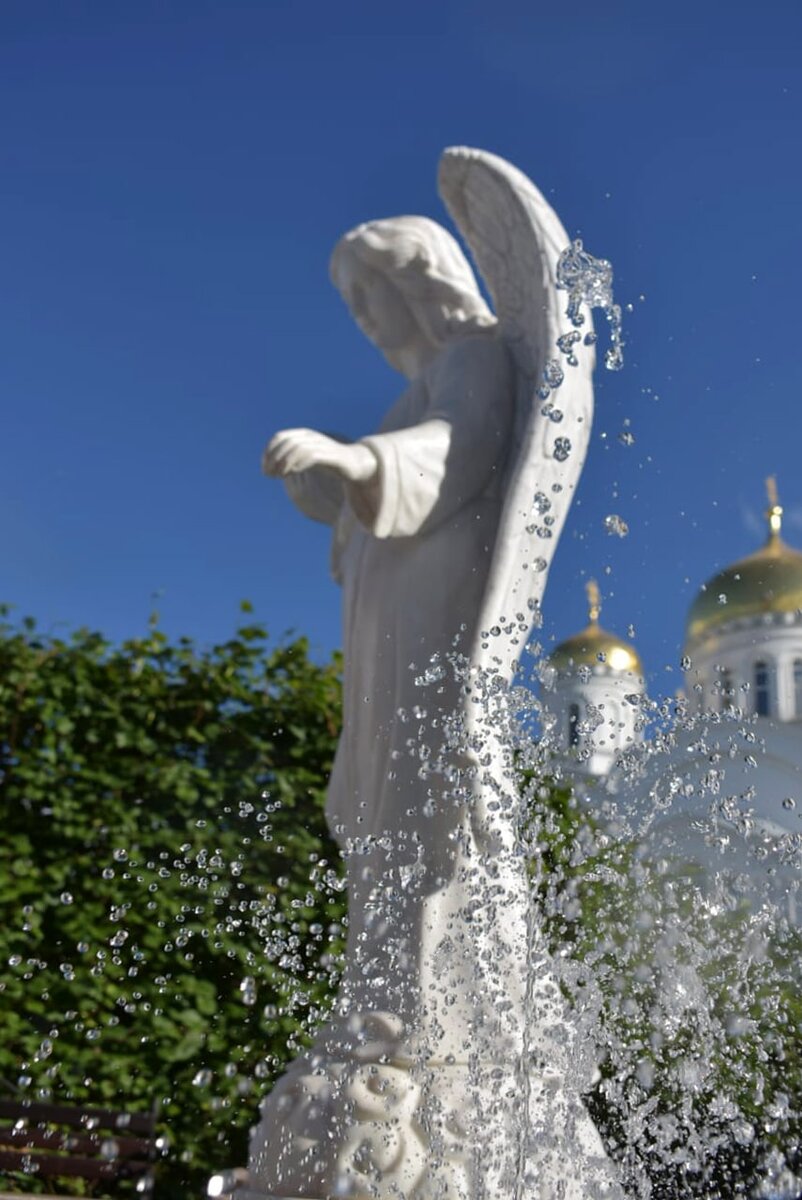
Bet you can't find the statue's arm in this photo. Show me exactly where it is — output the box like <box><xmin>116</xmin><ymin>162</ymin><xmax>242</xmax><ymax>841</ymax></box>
<box><xmin>262</xmin><ymin>429</ymin><xmax>377</xmax><ymax>526</ymax></box>
<box><xmin>349</xmin><ymin>336</ymin><xmax>514</xmax><ymax>538</ymax></box>
<box><xmin>262</xmin><ymin>336</ymin><xmax>512</xmax><ymax>537</ymax></box>
<box><xmin>282</xmin><ymin>468</ymin><xmax>345</xmax><ymax>527</ymax></box>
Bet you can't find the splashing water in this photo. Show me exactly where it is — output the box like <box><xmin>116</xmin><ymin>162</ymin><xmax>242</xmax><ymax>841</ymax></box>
<box><xmin>557</xmin><ymin>238</ymin><xmax>625</xmax><ymax>371</ymax></box>
<box><xmin>519</xmin><ymin>661</ymin><xmax>802</xmax><ymax>1199</ymax></box>
<box><xmin>604</xmin><ymin>514</ymin><xmax>629</xmax><ymax>538</ymax></box>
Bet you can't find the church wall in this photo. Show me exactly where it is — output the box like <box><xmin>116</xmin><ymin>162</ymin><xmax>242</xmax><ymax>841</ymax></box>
<box><xmin>684</xmin><ymin>614</ymin><xmax>802</xmax><ymax>722</ymax></box>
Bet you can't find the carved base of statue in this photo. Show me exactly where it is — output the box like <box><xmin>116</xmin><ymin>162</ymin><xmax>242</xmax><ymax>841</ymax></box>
<box><xmin>243</xmin><ymin>1032</ymin><xmax>621</xmax><ymax>1200</ymax></box>
<box><xmin>242</xmin><ymin>844</ymin><xmax>623</xmax><ymax>1200</ymax></box>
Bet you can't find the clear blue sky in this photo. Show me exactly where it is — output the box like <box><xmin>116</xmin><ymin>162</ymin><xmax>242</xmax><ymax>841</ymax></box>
<box><xmin>2</xmin><ymin>0</ymin><xmax>801</xmax><ymax>686</ymax></box>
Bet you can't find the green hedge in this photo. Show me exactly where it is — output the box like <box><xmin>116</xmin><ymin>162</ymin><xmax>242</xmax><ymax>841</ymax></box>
<box><xmin>0</xmin><ymin>605</ymin><xmax>345</xmax><ymax>1196</ymax></box>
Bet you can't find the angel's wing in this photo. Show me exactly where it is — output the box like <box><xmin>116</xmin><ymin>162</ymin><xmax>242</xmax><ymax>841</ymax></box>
<box><xmin>438</xmin><ymin>146</ymin><xmax>596</xmax><ymax>677</ymax></box>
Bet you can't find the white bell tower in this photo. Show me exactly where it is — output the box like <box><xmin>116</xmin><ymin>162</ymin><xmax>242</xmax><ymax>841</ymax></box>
<box><xmin>542</xmin><ymin>580</ymin><xmax>645</xmax><ymax>777</ymax></box>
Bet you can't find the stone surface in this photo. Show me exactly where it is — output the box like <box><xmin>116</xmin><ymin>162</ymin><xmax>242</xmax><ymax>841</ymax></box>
<box><xmin>250</xmin><ymin>147</ymin><xmax>618</xmax><ymax>1200</ymax></box>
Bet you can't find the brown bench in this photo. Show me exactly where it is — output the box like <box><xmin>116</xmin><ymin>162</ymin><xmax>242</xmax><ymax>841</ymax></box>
<box><xmin>0</xmin><ymin>1099</ymin><xmax>162</xmax><ymax>1197</ymax></box>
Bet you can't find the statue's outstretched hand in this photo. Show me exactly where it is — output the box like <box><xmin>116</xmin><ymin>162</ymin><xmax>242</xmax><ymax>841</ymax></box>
<box><xmin>262</xmin><ymin>428</ymin><xmax>377</xmax><ymax>484</ymax></box>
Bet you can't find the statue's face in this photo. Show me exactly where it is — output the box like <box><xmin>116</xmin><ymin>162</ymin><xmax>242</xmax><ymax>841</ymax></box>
<box><xmin>336</xmin><ymin>255</ymin><xmax>419</xmax><ymax>354</ymax></box>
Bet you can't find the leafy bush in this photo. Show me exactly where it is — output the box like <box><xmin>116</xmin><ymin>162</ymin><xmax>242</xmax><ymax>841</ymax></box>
<box><xmin>0</xmin><ymin>605</ymin><xmax>345</xmax><ymax>1196</ymax></box>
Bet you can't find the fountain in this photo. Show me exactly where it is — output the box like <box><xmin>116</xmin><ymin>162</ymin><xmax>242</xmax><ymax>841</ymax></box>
<box><xmin>1</xmin><ymin>144</ymin><xmax>796</xmax><ymax>1200</ymax></box>
<box><xmin>222</xmin><ymin>146</ymin><xmax>630</xmax><ymax>1200</ymax></box>
<box><xmin>230</xmin><ymin>148</ymin><xmax>802</xmax><ymax>1200</ymax></box>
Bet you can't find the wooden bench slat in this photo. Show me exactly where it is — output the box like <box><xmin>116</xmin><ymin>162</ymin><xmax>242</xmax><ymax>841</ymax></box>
<box><xmin>0</xmin><ymin>1126</ymin><xmax>154</xmax><ymax>1157</ymax></box>
<box><xmin>0</xmin><ymin>1098</ymin><xmax>160</xmax><ymax>1195</ymax></box>
<box><xmin>0</xmin><ymin>1193</ymin><xmax>106</xmax><ymax>1200</ymax></box>
<box><xmin>0</xmin><ymin>1148</ymin><xmax>152</xmax><ymax>1180</ymax></box>
<box><xmin>0</xmin><ymin>1100</ymin><xmax>154</xmax><ymax>1136</ymax></box>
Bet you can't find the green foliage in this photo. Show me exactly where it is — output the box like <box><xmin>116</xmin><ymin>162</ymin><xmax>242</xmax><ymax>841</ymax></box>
<box><xmin>532</xmin><ymin>780</ymin><xmax>802</xmax><ymax>1197</ymax></box>
<box><xmin>0</xmin><ymin>605</ymin><xmax>345</xmax><ymax>1196</ymax></box>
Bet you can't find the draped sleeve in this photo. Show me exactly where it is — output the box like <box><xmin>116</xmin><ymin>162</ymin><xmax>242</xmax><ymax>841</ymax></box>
<box><xmin>346</xmin><ymin>335</ymin><xmax>513</xmax><ymax>539</ymax></box>
<box><xmin>283</xmin><ymin>465</ymin><xmax>345</xmax><ymax>527</ymax></box>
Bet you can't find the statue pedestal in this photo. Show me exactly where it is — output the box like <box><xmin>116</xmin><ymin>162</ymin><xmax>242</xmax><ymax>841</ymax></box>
<box><xmin>237</xmin><ymin>758</ymin><xmax>622</xmax><ymax>1200</ymax></box>
<box><xmin>240</xmin><ymin>1050</ymin><xmax>619</xmax><ymax>1200</ymax></box>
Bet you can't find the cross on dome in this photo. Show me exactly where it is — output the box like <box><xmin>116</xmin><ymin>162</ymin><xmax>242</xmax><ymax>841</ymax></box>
<box><xmin>766</xmin><ymin>474</ymin><xmax>783</xmax><ymax>539</ymax></box>
<box><xmin>586</xmin><ymin>579</ymin><xmax>602</xmax><ymax>625</ymax></box>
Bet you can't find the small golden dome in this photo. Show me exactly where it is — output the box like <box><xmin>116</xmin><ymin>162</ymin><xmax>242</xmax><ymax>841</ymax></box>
<box><xmin>686</xmin><ymin>479</ymin><xmax>802</xmax><ymax>646</ymax></box>
<box><xmin>550</xmin><ymin>580</ymin><xmax>643</xmax><ymax>674</ymax></box>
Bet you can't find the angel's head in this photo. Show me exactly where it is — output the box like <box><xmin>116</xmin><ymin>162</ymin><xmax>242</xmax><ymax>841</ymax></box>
<box><xmin>330</xmin><ymin>216</ymin><xmax>495</xmax><ymax>376</ymax></box>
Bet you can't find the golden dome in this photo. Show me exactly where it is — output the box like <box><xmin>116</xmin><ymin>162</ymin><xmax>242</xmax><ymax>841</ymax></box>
<box><xmin>686</xmin><ymin>479</ymin><xmax>802</xmax><ymax>645</ymax></box>
<box><xmin>550</xmin><ymin>580</ymin><xmax>643</xmax><ymax>675</ymax></box>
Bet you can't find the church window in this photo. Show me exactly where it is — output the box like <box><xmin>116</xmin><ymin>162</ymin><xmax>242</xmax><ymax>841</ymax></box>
<box><xmin>754</xmin><ymin>661</ymin><xmax>770</xmax><ymax>717</ymax></box>
<box><xmin>568</xmin><ymin>702</ymin><xmax>580</xmax><ymax>747</ymax></box>
<box><xmin>720</xmin><ymin>669</ymin><xmax>734</xmax><ymax>710</ymax></box>
<box><xmin>794</xmin><ymin>659</ymin><xmax>802</xmax><ymax>717</ymax></box>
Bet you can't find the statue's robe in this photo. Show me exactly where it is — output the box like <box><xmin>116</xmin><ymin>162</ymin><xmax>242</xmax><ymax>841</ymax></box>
<box><xmin>255</xmin><ymin>331</ymin><xmax>621</xmax><ymax>1200</ymax></box>
<box><xmin>282</xmin><ymin>332</ymin><xmax>533</xmax><ymax>1049</ymax></box>
<box><xmin>287</xmin><ymin>333</ymin><xmax>513</xmax><ymax>851</ymax></box>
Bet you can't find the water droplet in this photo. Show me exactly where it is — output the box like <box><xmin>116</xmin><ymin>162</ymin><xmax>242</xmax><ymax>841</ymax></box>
<box><xmin>239</xmin><ymin>976</ymin><xmax>257</xmax><ymax>1006</ymax></box>
<box><xmin>192</xmin><ymin>1068</ymin><xmax>213</xmax><ymax>1088</ymax></box>
<box><xmin>414</xmin><ymin>660</ymin><xmax>446</xmax><ymax>687</ymax></box>
<box><xmin>604</xmin><ymin>514</ymin><xmax>629</xmax><ymax>538</ymax></box>
<box><xmin>556</xmin><ymin>330</ymin><xmax>582</xmax><ymax>365</ymax></box>
<box><xmin>556</xmin><ymin>239</ymin><xmax>625</xmax><ymax>368</ymax></box>
<box><xmin>542</xmin><ymin>359</ymin><xmax>564</xmax><ymax>389</ymax></box>
<box><xmin>60</xmin><ymin>891</ymin><xmax>73</xmax><ymax>905</ymax></box>
<box><xmin>553</xmin><ymin>437</ymin><xmax>572</xmax><ymax>462</ymax></box>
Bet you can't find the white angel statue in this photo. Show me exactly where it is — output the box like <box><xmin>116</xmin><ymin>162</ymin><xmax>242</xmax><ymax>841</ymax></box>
<box><xmin>249</xmin><ymin>148</ymin><xmax>621</xmax><ymax>1200</ymax></box>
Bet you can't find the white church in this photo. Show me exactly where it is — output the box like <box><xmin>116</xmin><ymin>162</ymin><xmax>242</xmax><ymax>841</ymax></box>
<box><xmin>542</xmin><ymin>479</ymin><xmax>802</xmax><ymax>895</ymax></box>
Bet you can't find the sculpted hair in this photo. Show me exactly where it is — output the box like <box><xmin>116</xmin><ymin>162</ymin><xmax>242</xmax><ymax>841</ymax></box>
<box><xmin>330</xmin><ymin>216</ymin><xmax>495</xmax><ymax>349</ymax></box>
